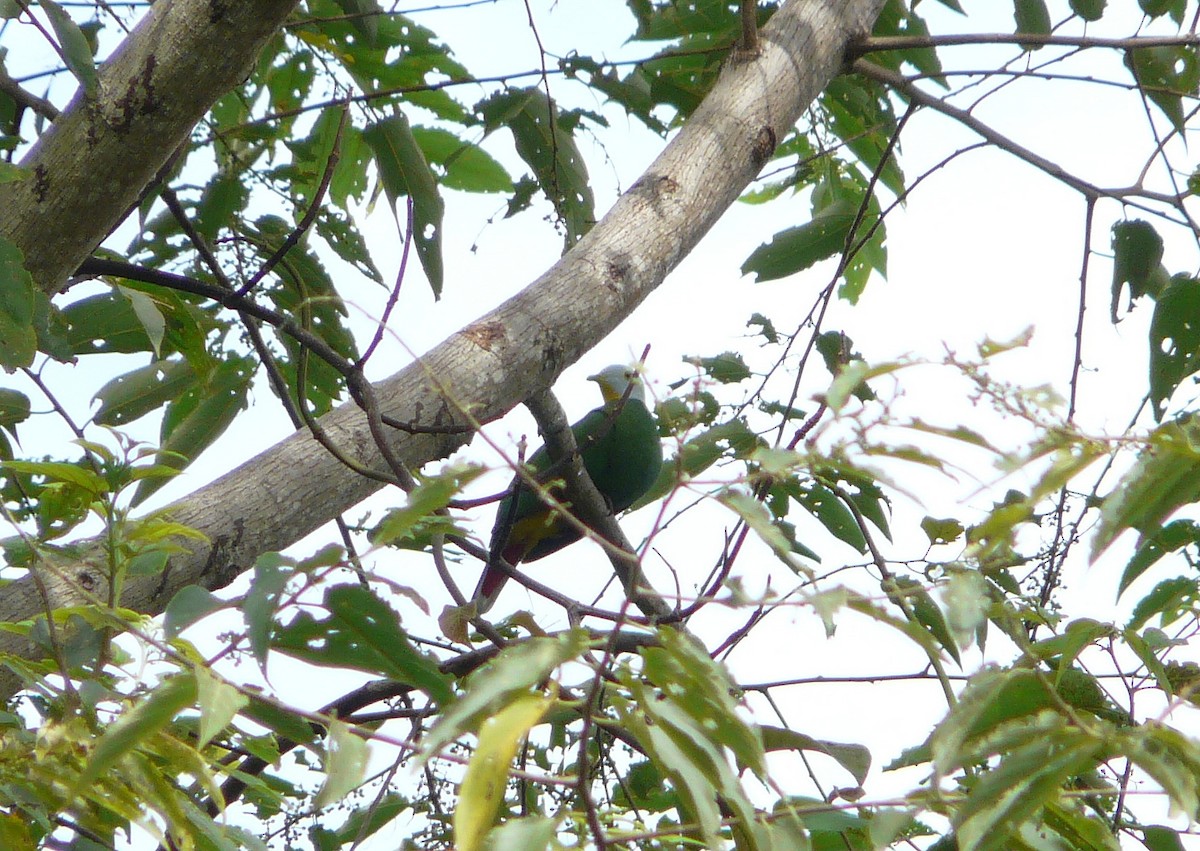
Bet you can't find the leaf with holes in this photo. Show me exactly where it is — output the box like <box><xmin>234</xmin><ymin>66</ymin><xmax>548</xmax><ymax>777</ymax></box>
<box><xmin>364</xmin><ymin>115</ymin><xmax>445</xmax><ymax>297</ymax></box>
<box><xmin>1149</xmin><ymin>275</ymin><xmax>1200</xmax><ymax>421</ymax></box>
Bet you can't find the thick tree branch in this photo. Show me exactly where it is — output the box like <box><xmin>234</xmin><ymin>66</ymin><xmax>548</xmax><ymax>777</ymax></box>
<box><xmin>0</xmin><ymin>0</ymin><xmax>301</xmax><ymax>295</ymax></box>
<box><xmin>0</xmin><ymin>0</ymin><xmax>889</xmax><ymax>700</ymax></box>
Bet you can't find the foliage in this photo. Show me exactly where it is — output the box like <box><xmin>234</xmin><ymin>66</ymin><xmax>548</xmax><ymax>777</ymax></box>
<box><xmin>1</xmin><ymin>1</ymin><xmax>1200</xmax><ymax>850</ymax></box>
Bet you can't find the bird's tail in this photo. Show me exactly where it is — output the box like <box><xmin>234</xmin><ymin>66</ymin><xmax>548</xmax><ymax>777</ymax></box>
<box><xmin>472</xmin><ymin>541</ymin><xmax>524</xmax><ymax>613</ymax></box>
<box><xmin>471</xmin><ymin>560</ymin><xmax>507</xmax><ymax>614</ymax></box>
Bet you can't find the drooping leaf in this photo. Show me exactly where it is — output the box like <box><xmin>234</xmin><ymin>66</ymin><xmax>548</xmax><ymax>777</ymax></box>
<box><xmin>742</xmin><ymin>197</ymin><xmax>859</xmax><ymax>283</ymax></box>
<box><xmin>1111</xmin><ymin>219</ymin><xmax>1165</xmax><ymax>320</ymax></box>
<box><xmin>313</xmin><ymin>717</ymin><xmax>369</xmax><ymax>810</ymax></box>
<box><xmin>955</xmin><ymin>722</ymin><xmax>1104</xmax><ymax>851</ymax></box>
<box><xmin>133</xmin><ymin>355</ymin><xmax>253</xmax><ymax>505</ymax></box>
<box><xmin>410</xmin><ymin>126</ymin><xmax>513</xmax><ymax>193</ymax></box>
<box><xmin>1013</xmin><ymin>0</ymin><xmax>1052</xmax><ymax>51</ymax></box>
<box><xmin>195</xmin><ymin>667</ymin><xmax>248</xmax><ymax>749</ymax></box>
<box><xmin>792</xmin><ymin>480</ymin><xmax>867</xmax><ymax>553</ymax></box>
<box><xmin>420</xmin><ymin>631</ymin><xmax>591</xmax><ymax>760</ymax></box>
<box><xmin>1142</xmin><ymin>825</ymin><xmax>1187</xmax><ymax>851</ymax></box>
<box><xmin>39</xmin><ymin>0</ymin><xmax>99</xmax><ymax>94</ymax></box>
<box><xmin>1139</xmin><ymin>0</ymin><xmax>1187</xmax><ymax>23</ymax></box>
<box><xmin>455</xmin><ymin>693</ymin><xmax>552</xmax><ymax>851</ymax></box>
<box><xmin>1149</xmin><ymin>275</ymin><xmax>1200</xmax><ymax>421</ymax></box>
<box><xmin>760</xmin><ymin>726</ymin><xmax>871</xmax><ymax>786</ymax></box>
<box><xmin>370</xmin><ymin>464</ymin><xmax>483</xmax><ymax>546</ymax></box>
<box><xmin>1092</xmin><ymin>415</ymin><xmax>1200</xmax><ymax>560</ymax></box>
<box><xmin>164</xmin><ymin>585</ymin><xmax>226</xmax><ymax>640</ymax></box>
<box><xmin>888</xmin><ymin>575</ymin><xmax>961</xmax><ymax>665</ymax></box>
<box><xmin>1127</xmin><ymin>576</ymin><xmax>1197</xmax><ymax>631</ymax></box>
<box><xmin>73</xmin><ymin>673</ymin><xmax>197</xmax><ymax>792</ymax></box>
<box><xmin>244</xmin><ymin>552</ymin><xmax>293</xmax><ymax>667</ymax></box>
<box><xmin>635</xmin><ymin>418</ymin><xmax>759</xmax><ymax>507</ymax></box>
<box><xmin>1070</xmin><ymin>0</ymin><xmax>1107</xmax><ymax>20</ymax></box>
<box><xmin>273</xmin><ymin>584</ymin><xmax>454</xmax><ymax>705</ymax></box>
<box><xmin>1120</xmin><ymin>519</ymin><xmax>1200</xmax><ymax>596</ymax></box>
<box><xmin>363</xmin><ymin>114</ymin><xmax>445</xmax><ymax>296</ymax></box>
<box><xmin>1125</xmin><ymin>45</ymin><xmax>1200</xmax><ymax>132</ymax></box>
<box><xmin>480</xmin><ymin>88</ymin><xmax>595</xmax><ymax>250</ymax></box>
<box><xmin>61</xmin><ymin>289</ymin><xmax>155</xmax><ymax>355</ymax></box>
<box><xmin>0</xmin><ymin>235</ymin><xmax>36</xmax><ymax>368</ymax></box>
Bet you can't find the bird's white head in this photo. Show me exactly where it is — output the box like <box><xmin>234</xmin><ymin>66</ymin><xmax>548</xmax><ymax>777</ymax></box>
<box><xmin>588</xmin><ymin>364</ymin><xmax>647</xmax><ymax>405</ymax></box>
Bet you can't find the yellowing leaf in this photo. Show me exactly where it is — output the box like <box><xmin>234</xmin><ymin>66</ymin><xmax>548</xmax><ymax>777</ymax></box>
<box><xmin>455</xmin><ymin>693</ymin><xmax>551</xmax><ymax>851</ymax></box>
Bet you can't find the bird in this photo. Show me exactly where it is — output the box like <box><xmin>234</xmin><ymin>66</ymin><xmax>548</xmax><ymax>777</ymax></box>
<box><xmin>471</xmin><ymin>364</ymin><xmax>663</xmax><ymax>613</ymax></box>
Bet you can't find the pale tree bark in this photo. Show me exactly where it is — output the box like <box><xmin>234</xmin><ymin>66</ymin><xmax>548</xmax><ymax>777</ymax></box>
<box><xmin>0</xmin><ymin>0</ymin><xmax>301</xmax><ymax>294</ymax></box>
<box><xmin>0</xmin><ymin>0</ymin><xmax>889</xmax><ymax>700</ymax></box>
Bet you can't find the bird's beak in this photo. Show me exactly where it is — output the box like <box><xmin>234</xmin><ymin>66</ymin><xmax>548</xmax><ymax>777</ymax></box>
<box><xmin>587</xmin><ymin>373</ymin><xmax>620</xmax><ymax>404</ymax></box>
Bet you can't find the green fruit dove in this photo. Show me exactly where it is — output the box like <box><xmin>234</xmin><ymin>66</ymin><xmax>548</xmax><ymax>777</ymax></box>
<box><xmin>473</xmin><ymin>365</ymin><xmax>663</xmax><ymax>612</ymax></box>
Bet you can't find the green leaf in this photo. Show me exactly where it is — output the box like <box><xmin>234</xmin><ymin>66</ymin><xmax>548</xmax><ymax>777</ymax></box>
<box><xmin>1092</xmin><ymin>415</ymin><xmax>1200</xmax><ymax>560</ymax></box>
<box><xmin>313</xmin><ymin>717</ymin><xmax>369</xmax><ymax>810</ymax></box>
<box><xmin>615</xmin><ymin>633</ymin><xmax>769</xmax><ymax>850</ymax></box>
<box><xmin>363</xmin><ymin>114</ymin><xmax>446</xmax><ymax>297</ymax></box>
<box><xmin>60</xmin><ymin>289</ymin><xmax>155</xmax><ymax>355</ymax></box>
<box><xmin>1142</xmin><ymin>825</ymin><xmax>1187</xmax><ymax>851</ymax></box>
<box><xmin>1070</xmin><ymin>0</ymin><xmax>1106</xmax><ymax>20</ymax></box>
<box><xmin>760</xmin><ymin>726</ymin><xmax>871</xmax><ymax>785</ymax></box>
<box><xmin>455</xmin><ymin>693</ymin><xmax>552</xmax><ymax>851</ymax></box>
<box><xmin>133</xmin><ymin>355</ymin><xmax>253</xmax><ymax>505</ymax></box>
<box><xmin>742</xmin><ymin>198</ymin><xmax>858</xmax><ymax>283</ymax></box>
<box><xmin>888</xmin><ymin>575</ymin><xmax>960</xmax><ymax>665</ymax></box>
<box><xmin>480</xmin><ymin>817</ymin><xmax>558</xmax><ymax>851</ymax></box>
<box><xmin>1111</xmin><ymin>220</ymin><xmax>1166</xmax><ymax>320</ymax></box>
<box><xmin>194</xmin><ymin>170</ymin><xmax>248</xmax><ymax>245</ymax></box>
<box><xmin>1120</xmin><ymin>723</ymin><xmax>1200</xmax><ymax>818</ymax></box>
<box><xmin>93</xmin><ymin>358</ymin><xmax>196</xmax><ymax>427</ymax></box>
<box><xmin>39</xmin><ymin>0</ymin><xmax>99</xmax><ymax>94</ymax></box>
<box><xmin>241</xmin><ymin>692</ymin><xmax>319</xmax><ymax>745</ymax></box>
<box><xmin>164</xmin><ymin>585</ymin><xmax>226</xmax><ymax>639</ymax></box>
<box><xmin>922</xmin><ymin>516</ymin><xmax>964</xmax><ymax>545</ymax></box>
<box><xmin>1126</xmin><ymin>45</ymin><xmax>1200</xmax><ymax>132</ymax></box>
<box><xmin>1120</xmin><ymin>519</ymin><xmax>1200</xmax><ymax>596</ymax></box>
<box><xmin>1139</xmin><ymin>0</ymin><xmax>1187</xmax><ymax>22</ymax></box>
<box><xmin>0</xmin><ymin>388</ymin><xmax>30</xmax><ymax>435</ymax></box>
<box><xmin>641</xmin><ymin>630</ymin><xmax>767</xmax><ymax>776</ymax></box>
<box><xmin>821</xmin><ymin>76</ymin><xmax>905</xmax><ymax>195</ymax></box>
<box><xmin>479</xmin><ymin>88</ymin><xmax>595</xmax><ymax>249</ymax></box>
<box><xmin>410</xmin><ymin>126</ymin><xmax>513</xmax><ymax>193</ymax></box>
<box><xmin>370</xmin><ymin>464</ymin><xmax>482</xmax><ymax>546</ymax></box>
<box><xmin>720</xmin><ymin>489</ymin><xmax>813</xmax><ymax>572</ymax></box>
<box><xmin>74</xmin><ymin>673</ymin><xmax>197</xmax><ymax>792</ymax></box>
<box><xmin>195</xmin><ymin>666</ymin><xmax>248</xmax><ymax>748</ymax></box>
<box><xmin>421</xmin><ymin>631</ymin><xmax>591</xmax><ymax>760</ymax></box>
<box><xmin>1013</xmin><ymin>0</ymin><xmax>1052</xmax><ymax>51</ymax></box>
<box><xmin>3</xmin><ymin>459</ymin><xmax>107</xmax><ymax>496</ymax></box>
<box><xmin>635</xmin><ymin>418</ymin><xmax>759</xmax><ymax>508</ymax></box>
<box><xmin>691</xmin><ymin>351</ymin><xmax>751</xmax><ymax>384</ymax></box>
<box><xmin>331</xmin><ymin>0</ymin><xmax>382</xmax><ymax>46</ymax></box>
<box><xmin>273</xmin><ymin>584</ymin><xmax>455</xmax><ymax>704</ymax></box>
<box><xmin>1149</xmin><ymin>275</ymin><xmax>1200</xmax><ymax>421</ymax></box>
<box><xmin>1127</xmin><ymin>576</ymin><xmax>1196</xmax><ymax>630</ymax></box>
<box><xmin>0</xmin><ymin>235</ymin><xmax>36</xmax><ymax>368</ymax></box>
<box><xmin>793</xmin><ymin>481</ymin><xmax>866</xmax><ymax>553</ymax></box>
<box><xmin>244</xmin><ymin>552</ymin><xmax>293</xmax><ymax>666</ymax></box>
<box><xmin>931</xmin><ymin>669</ymin><xmax>1060</xmax><ymax>770</ymax></box>
<box><xmin>956</xmin><ymin>724</ymin><xmax>1103</xmax><ymax>851</ymax></box>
